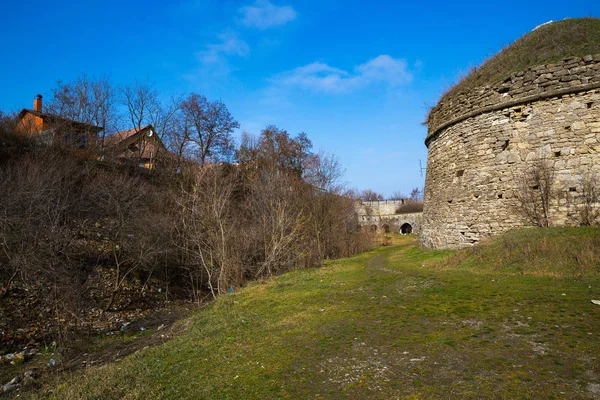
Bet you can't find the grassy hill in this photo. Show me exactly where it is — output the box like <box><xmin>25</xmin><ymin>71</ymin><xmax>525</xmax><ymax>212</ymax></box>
<box><xmin>440</xmin><ymin>18</ymin><xmax>600</xmax><ymax>102</ymax></box>
<box><xmin>26</xmin><ymin>229</ymin><xmax>600</xmax><ymax>399</ymax></box>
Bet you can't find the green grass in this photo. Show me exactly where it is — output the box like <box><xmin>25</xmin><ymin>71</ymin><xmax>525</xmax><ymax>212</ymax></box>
<box><xmin>33</xmin><ymin>230</ymin><xmax>600</xmax><ymax>399</ymax></box>
<box><xmin>431</xmin><ymin>17</ymin><xmax>600</xmax><ymax>120</ymax></box>
<box><xmin>440</xmin><ymin>227</ymin><xmax>600</xmax><ymax>277</ymax></box>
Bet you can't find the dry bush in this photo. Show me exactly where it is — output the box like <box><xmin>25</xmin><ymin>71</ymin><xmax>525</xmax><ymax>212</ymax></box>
<box><xmin>568</xmin><ymin>172</ymin><xmax>600</xmax><ymax>226</ymax></box>
<box><xmin>245</xmin><ymin>171</ymin><xmax>312</xmax><ymax>277</ymax></box>
<box><xmin>0</xmin><ymin>120</ymin><xmax>378</xmax><ymax>350</ymax></box>
<box><xmin>86</xmin><ymin>171</ymin><xmax>173</xmax><ymax>311</ymax></box>
<box><xmin>395</xmin><ymin>200</ymin><xmax>424</xmax><ymax>214</ymax></box>
<box><xmin>175</xmin><ymin>165</ymin><xmax>242</xmax><ymax>300</ymax></box>
<box><xmin>0</xmin><ymin>149</ymin><xmax>91</xmax><ymax>345</ymax></box>
<box><xmin>513</xmin><ymin>157</ymin><xmax>556</xmax><ymax>227</ymax></box>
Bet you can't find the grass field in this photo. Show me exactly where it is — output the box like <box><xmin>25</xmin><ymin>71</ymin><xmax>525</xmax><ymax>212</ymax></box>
<box><xmin>33</xmin><ymin>229</ymin><xmax>600</xmax><ymax>399</ymax></box>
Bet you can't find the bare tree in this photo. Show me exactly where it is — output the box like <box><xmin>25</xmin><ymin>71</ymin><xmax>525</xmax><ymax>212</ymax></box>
<box><xmin>148</xmin><ymin>94</ymin><xmax>182</xmax><ymax>147</ymax></box>
<box><xmin>360</xmin><ymin>189</ymin><xmax>384</xmax><ymax>201</ymax></box>
<box><xmin>46</xmin><ymin>74</ymin><xmax>118</xmax><ymax>141</ymax></box>
<box><xmin>246</xmin><ymin>171</ymin><xmax>309</xmax><ymax>278</ymax></box>
<box><xmin>389</xmin><ymin>191</ymin><xmax>407</xmax><ymax>201</ymax></box>
<box><xmin>514</xmin><ymin>157</ymin><xmax>556</xmax><ymax>227</ymax></box>
<box><xmin>176</xmin><ymin>166</ymin><xmax>241</xmax><ymax>300</ymax></box>
<box><xmin>568</xmin><ymin>172</ymin><xmax>600</xmax><ymax>226</ymax></box>
<box><xmin>409</xmin><ymin>187</ymin><xmax>424</xmax><ymax>202</ymax></box>
<box><xmin>89</xmin><ymin>172</ymin><xmax>163</xmax><ymax>311</ymax></box>
<box><xmin>180</xmin><ymin>93</ymin><xmax>239</xmax><ymax>165</ymax></box>
<box><xmin>121</xmin><ymin>79</ymin><xmax>157</xmax><ymax>132</ymax></box>
<box><xmin>168</xmin><ymin>108</ymin><xmax>195</xmax><ymax>169</ymax></box>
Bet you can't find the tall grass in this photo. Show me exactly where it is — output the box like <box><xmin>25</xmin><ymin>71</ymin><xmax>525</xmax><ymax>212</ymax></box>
<box><xmin>440</xmin><ymin>227</ymin><xmax>600</xmax><ymax>277</ymax></box>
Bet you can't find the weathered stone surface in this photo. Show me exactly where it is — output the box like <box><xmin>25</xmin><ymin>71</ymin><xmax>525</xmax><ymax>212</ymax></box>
<box><xmin>355</xmin><ymin>201</ymin><xmax>422</xmax><ymax>234</ymax></box>
<box><xmin>426</xmin><ymin>56</ymin><xmax>600</xmax><ymax>144</ymax></box>
<box><xmin>422</xmin><ymin>55</ymin><xmax>600</xmax><ymax>249</ymax></box>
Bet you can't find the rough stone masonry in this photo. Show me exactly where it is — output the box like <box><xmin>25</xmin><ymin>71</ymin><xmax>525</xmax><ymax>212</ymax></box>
<box><xmin>355</xmin><ymin>200</ymin><xmax>422</xmax><ymax>234</ymax></box>
<box><xmin>421</xmin><ymin>54</ymin><xmax>600</xmax><ymax>249</ymax></box>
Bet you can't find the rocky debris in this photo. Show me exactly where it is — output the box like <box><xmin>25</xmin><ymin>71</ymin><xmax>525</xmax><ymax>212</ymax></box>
<box><xmin>2</xmin><ymin>382</ymin><xmax>17</xmax><ymax>394</ymax></box>
<box><xmin>1</xmin><ymin>370</ymin><xmax>38</xmax><ymax>395</ymax></box>
<box><xmin>588</xmin><ymin>383</ymin><xmax>600</xmax><ymax>396</ymax></box>
<box><xmin>23</xmin><ymin>369</ymin><xmax>38</xmax><ymax>382</ymax></box>
<box><xmin>0</xmin><ymin>349</ymin><xmax>36</xmax><ymax>366</ymax></box>
<box><xmin>120</xmin><ymin>322</ymin><xmax>132</xmax><ymax>332</ymax></box>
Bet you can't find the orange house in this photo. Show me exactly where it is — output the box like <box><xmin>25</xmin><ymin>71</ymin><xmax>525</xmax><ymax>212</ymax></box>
<box><xmin>15</xmin><ymin>94</ymin><xmax>103</xmax><ymax>149</ymax></box>
<box><xmin>104</xmin><ymin>124</ymin><xmax>169</xmax><ymax>169</ymax></box>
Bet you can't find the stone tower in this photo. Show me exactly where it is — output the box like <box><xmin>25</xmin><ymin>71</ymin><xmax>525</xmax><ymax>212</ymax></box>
<box><xmin>421</xmin><ymin>18</ymin><xmax>600</xmax><ymax>249</ymax></box>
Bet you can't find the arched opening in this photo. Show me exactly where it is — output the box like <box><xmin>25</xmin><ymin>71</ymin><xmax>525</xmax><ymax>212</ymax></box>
<box><xmin>370</xmin><ymin>224</ymin><xmax>378</xmax><ymax>232</ymax></box>
<box><xmin>400</xmin><ymin>223</ymin><xmax>412</xmax><ymax>235</ymax></box>
<box><xmin>383</xmin><ymin>224</ymin><xmax>390</xmax><ymax>233</ymax></box>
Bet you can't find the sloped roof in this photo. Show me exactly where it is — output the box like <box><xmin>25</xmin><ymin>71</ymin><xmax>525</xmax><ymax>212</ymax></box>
<box><xmin>104</xmin><ymin>125</ymin><xmax>154</xmax><ymax>146</ymax></box>
<box><xmin>104</xmin><ymin>125</ymin><xmax>167</xmax><ymax>160</ymax></box>
<box><xmin>17</xmin><ymin>109</ymin><xmax>104</xmax><ymax>132</ymax></box>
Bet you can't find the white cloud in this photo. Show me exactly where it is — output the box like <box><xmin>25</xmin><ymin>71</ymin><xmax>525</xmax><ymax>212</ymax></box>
<box><xmin>198</xmin><ymin>32</ymin><xmax>250</xmax><ymax>65</ymax></box>
<box><xmin>239</xmin><ymin>0</ymin><xmax>297</xmax><ymax>30</ymax></box>
<box><xmin>356</xmin><ymin>55</ymin><xmax>413</xmax><ymax>86</ymax></box>
<box><xmin>272</xmin><ymin>55</ymin><xmax>413</xmax><ymax>93</ymax></box>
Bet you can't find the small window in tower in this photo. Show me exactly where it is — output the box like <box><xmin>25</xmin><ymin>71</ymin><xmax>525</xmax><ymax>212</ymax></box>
<box><xmin>456</xmin><ymin>170</ymin><xmax>464</xmax><ymax>177</ymax></box>
<box><xmin>569</xmin><ymin>187</ymin><xmax>577</xmax><ymax>192</ymax></box>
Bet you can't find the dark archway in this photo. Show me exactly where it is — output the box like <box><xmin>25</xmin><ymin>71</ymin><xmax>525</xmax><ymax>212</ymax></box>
<box><xmin>370</xmin><ymin>224</ymin><xmax>378</xmax><ymax>232</ymax></box>
<box><xmin>400</xmin><ymin>223</ymin><xmax>412</xmax><ymax>234</ymax></box>
<box><xmin>383</xmin><ymin>224</ymin><xmax>390</xmax><ymax>233</ymax></box>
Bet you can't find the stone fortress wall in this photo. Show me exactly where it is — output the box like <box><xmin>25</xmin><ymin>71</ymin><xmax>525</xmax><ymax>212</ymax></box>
<box><xmin>421</xmin><ymin>54</ymin><xmax>600</xmax><ymax>249</ymax></box>
<box><xmin>355</xmin><ymin>200</ymin><xmax>423</xmax><ymax>234</ymax></box>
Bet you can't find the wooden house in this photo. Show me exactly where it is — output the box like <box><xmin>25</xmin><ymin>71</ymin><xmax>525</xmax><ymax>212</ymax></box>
<box><xmin>14</xmin><ymin>95</ymin><xmax>103</xmax><ymax>148</ymax></box>
<box><xmin>104</xmin><ymin>124</ymin><xmax>168</xmax><ymax>169</ymax></box>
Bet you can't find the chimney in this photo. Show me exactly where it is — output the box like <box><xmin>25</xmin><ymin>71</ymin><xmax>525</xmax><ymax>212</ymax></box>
<box><xmin>34</xmin><ymin>94</ymin><xmax>43</xmax><ymax>112</ymax></box>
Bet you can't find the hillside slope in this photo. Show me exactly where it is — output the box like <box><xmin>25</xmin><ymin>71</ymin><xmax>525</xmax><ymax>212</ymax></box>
<box><xmin>443</xmin><ymin>17</ymin><xmax>600</xmax><ymax>100</ymax></box>
<box><xmin>28</xmin><ymin>230</ymin><xmax>600</xmax><ymax>399</ymax></box>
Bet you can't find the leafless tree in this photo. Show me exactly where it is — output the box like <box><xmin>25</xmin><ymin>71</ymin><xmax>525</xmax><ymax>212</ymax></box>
<box><xmin>88</xmin><ymin>172</ymin><xmax>166</xmax><ymax>311</ymax></box>
<box><xmin>0</xmin><ymin>150</ymin><xmax>90</xmax><ymax>346</ymax></box>
<box><xmin>246</xmin><ymin>171</ymin><xmax>310</xmax><ymax>277</ymax></box>
<box><xmin>360</xmin><ymin>189</ymin><xmax>384</xmax><ymax>201</ymax></box>
<box><xmin>149</xmin><ymin>94</ymin><xmax>182</xmax><ymax>147</ymax></box>
<box><xmin>389</xmin><ymin>191</ymin><xmax>407</xmax><ymax>201</ymax></box>
<box><xmin>514</xmin><ymin>157</ymin><xmax>556</xmax><ymax>227</ymax></box>
<box><xmin>568</xmin><ymin>172</ymin><xmax>600</xmax><ymax>226</ymax></box>
<box><xmin>121</xmin><ymin>79</ymin><xmax>157</xmax><ymax>132</ymax></box>
<box><xmin>45</xmin><ymin>74</ymin><xmax>118</xmax><ymax>141</ymax></box>
<box><xmin>176</xmin><ymin>165</ymin><xmax>241</xmax><ymax>300</ymax></box>
<box><xmin>180</xmin><ymin>93</ymin><xmax>239</xmax><ymax>165</ymax></box>
<box><xmin>409</xmin><ymin>187</ymin><xmax>424</xmax><ymax>202</ymax></box>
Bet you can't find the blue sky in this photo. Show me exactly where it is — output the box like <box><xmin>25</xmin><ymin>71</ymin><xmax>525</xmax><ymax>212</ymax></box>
<box><xmin>1</xmin><ymin>0</ymin><xmax>597</xmax><ymax>196</ymax></box>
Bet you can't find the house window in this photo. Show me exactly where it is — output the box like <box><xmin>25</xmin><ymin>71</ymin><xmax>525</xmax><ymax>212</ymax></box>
<box><xmin>64</xmin><ymin>131</ymin><xmax>88</xmax><ymax>149</ymax></box>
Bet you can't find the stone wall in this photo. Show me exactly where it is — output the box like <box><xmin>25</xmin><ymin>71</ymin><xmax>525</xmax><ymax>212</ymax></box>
<box><xmin>422</xmin><ymin>54</ymin><xmax>600</xmax><ymax>249</ymax></box>
<box><xmin>427</xmin><ymin>55</ymin><xmax>600</xmax><ymax>146</ymax></box>
<box><xmin>355</xmin><ymin>201</ymin><xmax>422</xmax><ymax>234</ymax></box>
<box><xmin>356</xmin><ymin>200</ymin><xmax>406</xmax><ymax>217</ymax></box>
